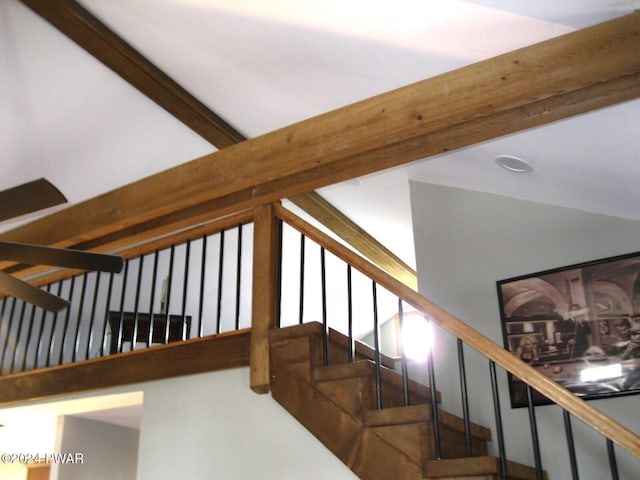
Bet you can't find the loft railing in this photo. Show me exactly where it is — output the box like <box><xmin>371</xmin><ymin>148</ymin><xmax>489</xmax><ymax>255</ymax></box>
<box><xmin>271</xmin><ymin>203</ymin><xmax>640</xmax><ymax>480</ymax></box>
<box><xmin>0</xmin><ymin>212</ymin><xmax>254</xmax><ymax>375</ymax></box>
<box><xmin>1</xmin><ymin>202</ymin><xmax>639</xmax><ymax>479</ymax></box>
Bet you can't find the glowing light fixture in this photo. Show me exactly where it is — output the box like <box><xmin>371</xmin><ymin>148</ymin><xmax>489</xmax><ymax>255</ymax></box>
<box><xmin>400</xmin><ymin>314</ymin><xmax>433</xmax><ymax>361</ymax></box>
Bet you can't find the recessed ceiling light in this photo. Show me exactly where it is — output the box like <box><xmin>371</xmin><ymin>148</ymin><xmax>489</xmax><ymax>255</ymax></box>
<box><xmin>495</xmin><ymin>155</ymin><xmax>533</xmax><ymax>173</ymax></box>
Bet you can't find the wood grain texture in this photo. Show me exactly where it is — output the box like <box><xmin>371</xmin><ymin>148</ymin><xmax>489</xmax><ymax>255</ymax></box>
<box><xmin>19</xmin><ymin>0</ymin><xmax>245</xmax><ymax>148</ymax></box>
<box><xmin>250</xmin><ymin>204</ymin><xmax>281</xmax><ymax>393</ymax></box>
<box><xmin>424</xmin><ymin>456</ymin><xmax>548</xmax><ymax>480</ymax></box>
<box><xmin>0</xmin><ymin>328</ymin><xmax>250</xmax><ymax>406</ymax></box>
<box><xmin>2</xmin><ymin>13</ymin><xmax>638</xmax><ymax>263</ymax></box>
<box><xmin>289</xmin><ymin>191</ymin><xmax>417</xmax><ymax>289</ymax></box>
<box><xmin>17</xmin><ymin>0</ymin><xmax>412</xmax><ymax>291</ymax></box>
<box><xmin>0</xmin><ymin>210</ymin><xmax>254</xmax><ymax>299</ymax></box>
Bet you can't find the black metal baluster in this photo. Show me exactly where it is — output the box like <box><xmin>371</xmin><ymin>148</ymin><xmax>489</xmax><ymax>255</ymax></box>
<box><xmin>164</xmin><ymin>246</ymin><xmax>175</xmax><ymax>343</ymax></box>
<box><xmin>1</xmin><ymin>297</ymin><xmax>17</xmax><ymax>372</ymax></box>
<box><xmin>22</xmin><ymin>307</ymin><xmax>41</xmax><ymax>372</ymax></box>
<box><xmin>21</xmin><ymin>302</ymin><xmax>39</xmax><ymax>371</ymax></box>
<box><xmin>99</xmin><ymin>272</ymin><xmax>116</xmax><ymax>356</ymax></box>
<box><xmin>0</xmin><ymin>297</ymin><xmax>8</xmax><ymax>371</ymax></box>
<box><xmin>457</xmin><ymin>339</ymin><xmax>473</xmax><ymax>457</ymax></box>
<box><xmin>276</xmin><ymin>219</ymin><xmax>283</xmax><ymax>329</ymax></box>
<box><xmin>0</xmin><ymin>297</ymin><xmax>7</xmax><ymax>375</ymax></box>
<box><xmin>116</xmin><ymin>260</ymin><xmax>130</xmax><ymax>354</ymax></box>
<box><xmin>234</xmin><ymin>226</ymin><xmax>242</xmax><ymax>330</ymax></box>
<box><xmin>398</xmin><ymin>299</ymin><xmax>410</xmax><ymax>406</ymax></box>
<box><xmin>0</xmin><ymin>299</ymin><xmax>3</xmax><ymax>373</ymax></box>
<box><xmin>425</xmin><ymin>315</ymin><xmax>442</xmax><ymax>459</ymax></box>
<box><xmin>47</xmin><ymin>282</ymin><xmax>63</xmax><ymax>366</ymax></box>
<box><xmin>85</xmin><ymin>272</ymin><xmax>102</xmax><ymax>360</ymax></box>
<box><xmin>321</xmin><ymin>247</ymin><xmax>329</xmax><ymax>366</ymax></box>
<box><xmin>216</xmin><ymin>230</ymin><xmax>225</xmax><ymax>334</ymax></box>
<box><xmin>198</xmin><ymin>236</ymin><xmax>207</xmax><ymax>337</ymax></box>
<box><xmin>59</xmin><ymin>277</ymin><xmax>76</xmax><ymax>364</ymax></box>
<box><xmin>34</xmin><ymin>285</ymin><xmax>52</xmax><ymax>368</ymax></box>
<box><xmin>347</xmin><ymin>264</ymin><xmax>354</xmax><ymax>362</ymax></box>
<box><xmin>489</xmin><ymin>360</ymin><xmax>508</xmax><ymax>480</ymax></box>
<box><xmin>562</xmin><ymin>410</ymin><xmax>580</xmax><ymax>480</ymax></box>
<box><xmin>181</xmin><ymin>241</ymin><xmax>191</xmax><ymax>339</ymax></box>
<box><xmin>131</xmin><ymin>256</ymin><xmax>145</xmax><ymax>350</ymax></box>
<box><xmin>72</xmin><ymin>273</ymin><xmax>88</xmax><ymax>362</ymax></box>
<box><xmin>525</xmin><ymin>385</ymin><xmax>544</xmax><ymax>480</ymax></box>
<box><xmin>9</xmin><ymin>301</ymin><xmax>27</xmax><ymax>373</ymax></box>
<box><xmin>606</xmin><ymin>439</ymin><xmax>619</xmax><ymax>480</ymax></box>
<box><xmin>147</xmin><ymin>250</ymin><xmax>159</xmax><ymax>347</ymax></box>
<box><xmin>372</xmin><ymin>281</ymin><xmax>383</xmax><ymax>410</ymax></box>
<box><xmin>299</xmin><ymin>233</ymin><xmax>306</xmax><ymax>325</ymax></box>
<box><xmin>14</xmin><ymin>303</ymin><xmax>35</xmax><ymax>373</ymax></box>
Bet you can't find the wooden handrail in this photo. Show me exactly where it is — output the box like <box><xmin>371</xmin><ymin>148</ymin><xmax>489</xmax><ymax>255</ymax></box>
<box><xmin>274</xmin><ymin>204</ymin><xmax>640</xmax><ymax>458</ymax></box>
<box><xmin>0</xmin><ymin>209</ymin><xmax>254</xmax><ymax>299</ymax></box>
<box><xmin>288</xmin><ymin>192</ymin><xmax>417</xmax><ymax>289</ymax></box>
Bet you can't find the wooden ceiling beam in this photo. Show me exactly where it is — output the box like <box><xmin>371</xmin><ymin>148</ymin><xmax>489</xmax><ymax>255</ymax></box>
<box><xmin>19</xmin><ymin>0</ymin><xmax>245</xmax><ymax>147</ymax></box>
<box><xmin>18</xmin><ymin>0</ymin><xmax>416</xmax><ymax>286</ymax></box>
<box><xmin>2</xmin><ymin>12</ymin><xmax>639</xmax><ymax>268</ymax></box>
<box><xmin>289</xmin><ymin>192</ymin><xmax>417</xmax><ymax>289</ymax></box>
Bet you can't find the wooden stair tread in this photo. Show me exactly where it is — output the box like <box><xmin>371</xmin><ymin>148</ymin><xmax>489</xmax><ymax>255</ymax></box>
<box><xmin>327</xmin><ymin>326</ymin><xmax>396</xmax><ymax>369</ymax></box>
<box><xmin>269</xmin><ymin>323</ymin><xmax>544</xmax><ymax>480</ymax></box>
<box><xmin>313</xmin><ymin>359</ymin><xmax>442</xmax><ymax>404</ymax></box>
<box><xmin>271</xmin><ymin>322</ymin><xmax>396</xmax><ymax>368</ymax></box>
<box><xmin>364</xmin><ymin>405</ymin><xmax>492</xmax><ymax>441</ymax></box>
<box><xmin>270</xmin><ymin>321</ymin><xmax>322</xmax><ymax>343</ymax></box>
<box><xmin>424</xmin><ymin>456</ymin><xmax>548</xmax><ymax>480</ymax></box>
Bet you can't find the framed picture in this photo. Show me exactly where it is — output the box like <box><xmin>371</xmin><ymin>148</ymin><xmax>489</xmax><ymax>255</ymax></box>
<box><xmin>496</xmin><ymin>251</ymin><xmax>640</xmax><ymax>408</ymax></box>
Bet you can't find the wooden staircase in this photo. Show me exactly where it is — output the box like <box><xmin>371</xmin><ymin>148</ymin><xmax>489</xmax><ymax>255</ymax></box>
<box><xmin>269</xmin><ymin>322</ymin><xmax>547</xmax><ymax>480</ymax></box>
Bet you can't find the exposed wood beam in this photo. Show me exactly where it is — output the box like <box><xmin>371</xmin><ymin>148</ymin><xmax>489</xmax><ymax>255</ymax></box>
<box><xmin>6</xmin><ymin>210</ymin><xmax>255</xmax><ymax>290</ymax></box>
<box><xmin>18</xmin><ymin>0</ymin><xmax>414</xmax><ymax>286</ymax></box>
<box><xmin>2</xmin><ymin>13</ymin><xmax>639</xmax><ymax>269</ymax></box>
<box><xmin>289</xmin><ymin>192</ymin><xmax>417</xmax><ymax>289</ymax></box>
<box><xmin>19</xmin><ymin>0</ymin><xmax>245</xmax><ymax>147</ymax></box>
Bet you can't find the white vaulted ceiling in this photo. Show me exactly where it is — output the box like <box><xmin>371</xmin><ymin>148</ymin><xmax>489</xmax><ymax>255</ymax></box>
<box><xmin>1</xmin><ymin>0</ymin><xmax>639</xmax><ymax>269</ymax></box>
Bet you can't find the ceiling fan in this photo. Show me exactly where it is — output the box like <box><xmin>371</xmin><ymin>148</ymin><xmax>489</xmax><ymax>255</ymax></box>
<box><xmin>0</xmin><ymin>178</ymin><xmax>124</xmax><ymax>312</ymax></box>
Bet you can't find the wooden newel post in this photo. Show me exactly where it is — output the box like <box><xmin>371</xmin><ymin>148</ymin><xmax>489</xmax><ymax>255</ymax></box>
<box><xmin>250</xmin><ymin>203</ymin><xmax>281</xmax><ymax>393</ymax></box>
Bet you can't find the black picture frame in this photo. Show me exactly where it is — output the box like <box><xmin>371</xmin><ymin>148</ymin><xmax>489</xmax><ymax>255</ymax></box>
<box><xmin>496</xmin><ymin>251</ymin><xmax>640</xmax><ymax>408</ymax></box>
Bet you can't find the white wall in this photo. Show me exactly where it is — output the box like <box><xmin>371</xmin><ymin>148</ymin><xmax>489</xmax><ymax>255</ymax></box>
<box><xmin>409</xmin><ymin>181</ymin><xmax>640</xmax><ymax>479</ymax></box>
<box><xmin>5</xmin><ymin>367</ymin><xmax>358</xmax><ymax>480</ymax></box>
<box><xmin>0</xmin><ymin>463</ymin><xmax>27</xmax><ymax>480</ymax></box>
<box><xmin>52</xmin><ymin>415</ymin><xmax>139</xmax><ymax>480</ymax></box>
<box><xmin>135</xmin><ymin>367</ymin><xmax>358</xmax><ymax>480</ymax></box>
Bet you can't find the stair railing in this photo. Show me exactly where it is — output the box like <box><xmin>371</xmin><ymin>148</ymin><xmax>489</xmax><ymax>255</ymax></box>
<box><xmin>0</xmin><ymin>211</ymin><xmax>254</xmax><ymax>375</ymax></box>
<box><xmin>272</xmin><ymin>203</ymin><xmax>640</xmax><ymax>478</ymax></box>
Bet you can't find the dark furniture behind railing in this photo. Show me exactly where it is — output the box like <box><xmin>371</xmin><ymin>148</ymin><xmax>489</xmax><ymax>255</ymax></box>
<box><xmin>107</xmin><ymin>312</ymin><xmax>191</xmax><ymax>354</ymax></box>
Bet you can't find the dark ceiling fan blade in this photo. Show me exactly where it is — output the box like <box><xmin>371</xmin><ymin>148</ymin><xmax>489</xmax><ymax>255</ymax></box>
<box><xmin>0</xmin><ymin>271</ymin><xmax>69</xmax><ymax>312</ymax></box>
<box><xmin>0</xmin><ymin>241</ymin><xmax>124</xmax><ymax>273</ymax></box>
<box><xmin>0</xmin><ymin>178</ymin><xmax>67</xmax><ymax>222</ymax></box>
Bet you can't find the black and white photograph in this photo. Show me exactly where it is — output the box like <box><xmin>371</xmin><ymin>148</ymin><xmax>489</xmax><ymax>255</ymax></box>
<box><xmin>497</xmin><ymin>252</ymin><xmax>640</xmax><ymax>407</ymax></box>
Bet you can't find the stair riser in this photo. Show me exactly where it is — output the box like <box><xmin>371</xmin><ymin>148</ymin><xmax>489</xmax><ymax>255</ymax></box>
<box><xmin>270</xmin><ymin>324</ymin><xmax>546</xmax><ymax>480</ymax></box>
<box><xmin>422</xmin><ymin>425</ymin><xmax>489</xmax><ymax>460</ymax></box>
<box><xmin>353</xmin><ymin>428</ymin><xmax>424</xmax><ymax>480</ymax></box>
<box><xmin>270</xmin><ymin>360</ymin><xmax>361</xmax><ymax>466</ymax></box>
